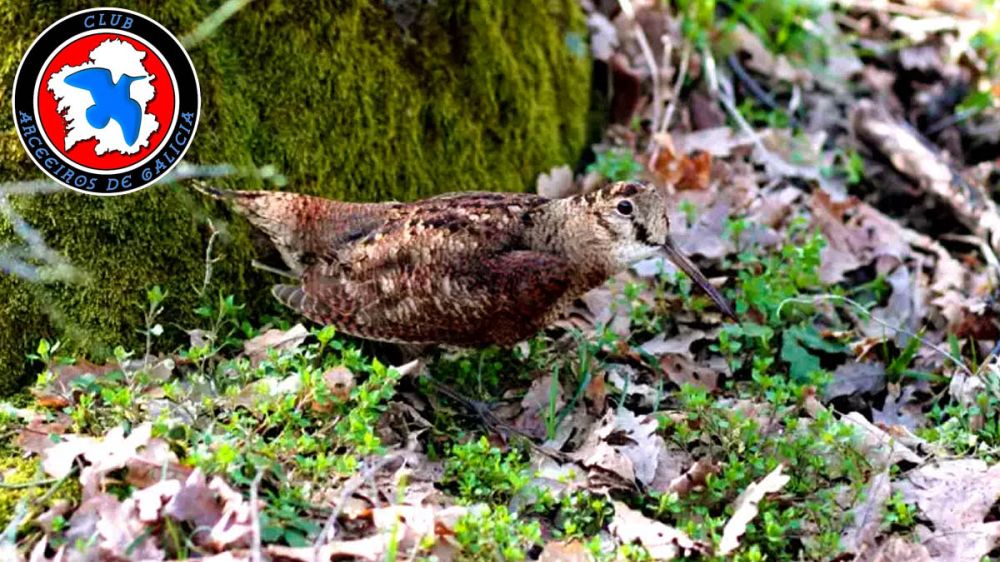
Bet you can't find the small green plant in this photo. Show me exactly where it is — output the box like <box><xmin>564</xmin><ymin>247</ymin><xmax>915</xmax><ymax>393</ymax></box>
<box><xmin>443</xmin><ymin>437</ymin><xmax>530</xmax><ymax>504</ymax></box>
<box><xmin>553</xmin><ymin>492</ymin><xmax>614</xmax><ymax>538</ymax></box>
<box><xmin>737</xmin><ymin>98</ymin><xmax>791</xmax><ymax>129</ymax></box>
<box><xmin>452</xmin><ymin>505</ymin><xmax>542</xmax><ymax>562</ymax></box>
<box><xmin>721</xmin><ymin>0</ymin><xmax>827</xmax><ymax>59</ymax></box>
<box><xmin>883</xmin><ymin>491</ymin><xmax>917</xmax><ymax>531</ymax></box>
<box><xmin>139</xmin><ymin>285</ymin><xmax>167</xmax><ymax>361</ymax></box>
<box><xmin>587</xmin><ymin>148</ymin><xmax>642</xmax><ymax>182</ymax></box>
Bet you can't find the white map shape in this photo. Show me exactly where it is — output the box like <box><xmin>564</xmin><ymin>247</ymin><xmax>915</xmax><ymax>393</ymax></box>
<box><xmin>47</xmin><ymin>39</ymin><xmax>159</xmax><ymax>155</ymax></box>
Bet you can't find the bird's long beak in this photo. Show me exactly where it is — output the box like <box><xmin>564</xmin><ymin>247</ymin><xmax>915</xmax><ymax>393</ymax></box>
<box><xmin>663</xmin><ymin>238</ymin><xmax>737</xmax><ymax>320</ymax></box>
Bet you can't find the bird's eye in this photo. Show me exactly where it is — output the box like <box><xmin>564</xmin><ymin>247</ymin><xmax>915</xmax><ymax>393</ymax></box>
<box><xmin>616</xmin><ymin>200</ymin><xmax>634</xmax><ymax>216</ymax></box>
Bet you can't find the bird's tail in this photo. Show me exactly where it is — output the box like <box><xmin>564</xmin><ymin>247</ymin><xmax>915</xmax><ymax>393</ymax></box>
<box><xmin>192</xmin><ymin>181</ymin><xmax>386</xmax><ymax>276</ymax></box>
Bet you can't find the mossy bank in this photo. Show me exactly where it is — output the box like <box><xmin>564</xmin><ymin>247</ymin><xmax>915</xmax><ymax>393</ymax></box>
<box><xmin>0</xmin><ymin>0</ymin><xmax>591</xmax><ymax>393</ymax></box>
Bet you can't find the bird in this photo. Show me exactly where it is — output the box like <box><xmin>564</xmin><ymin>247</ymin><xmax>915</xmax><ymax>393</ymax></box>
<box><xmin>63</xmin><ymin>68</ymin><xmax>145</xmax><ymax>146</ymax></box>
<box><xmin>198</xmin><ymin>181</ymin><xmax>736</xmax><ymax>347</ymax></box>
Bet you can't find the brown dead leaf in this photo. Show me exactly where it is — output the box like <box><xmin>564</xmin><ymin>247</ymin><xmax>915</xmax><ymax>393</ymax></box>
<box><xmin>539</xmin><ymin>540</ymin><xmax>592</xmax><ymax>562</ymax></box>
<box><xmin>606</xmin><ymin>364</ymin><xmax>660</xmax><ymax>409</ymax></box>
<box><xmin>839</xmin><ymin>412</ymin><xmax>924</xmax><ymax>469</ymax></box>
<box><xmin>163</xmin><ymin>469</ymin><xmax>224</xmax><ymax>539</ymax></box>
<box><xmin>584</xmin><ymin>373</ymin><xmax>607</xmax><ymax>410</ymax></box>
<box><xmin>676</xmin><ymin>202</ymin><xmax>734</xmax><ymax>260</ymax></box>
<box><xmin>659</xmin><ymin>354</ymin><xmax>720</xmax><ymax>392</ymax></box>
<box><xmin>867</xmin><ymin>536</ymin><xmax>933</xmax><ymax>562</ymax></box>
<box><xmin>323</xmin><ymin>365</ymin><xmax>355</xmax><ymax>401</ymax></box>
<box><xmin>730</xmin><ymin>25</ymin><xmax>812</xmax><ymax>84</ymax></box>
<box><xmin>639</xmin><ymin>329</ymin><xmax>715</xmax><ymax>358</ymax></box>
<box><xmin>586</xmin><ymin>13</ymin><xmax>618</xmax><ymax>61</ymax></box>
<box><xmin>673</xmin><ymin>127</ymin><xmax>754</xmax><ymax>158</ymax></box>
<box><xmin>610</xmin><ymin>501</ymin><xmax>709</xmax><ymax>559</ymax></box>
<box><xmin>570</xmin><ymin>409</ymin><xmax>664</xmax><ymax>488</ymax></box>
<box><xmin>719</xmin><ymin>464</ymin><xmax>791</xmax><ymax>555</ymax></box>
<box><xmin>536</xmin><ymin>165</ymin><xmax>577</xmax><ymax>199</ymax></box>
<box><xmin>242</xmin><ymin>323</ymin><xmax>309</xmax><ymax>366</ymax></box>
<box><xmin>824</xmin><ymin>361</ymin><xmax>886</xmax><ymax>401</ymax></box>
<box><xmin>32</xmin><ymin>358</ymin><xmax>119</xmax><ymax>409</ymax></box>
<box><xmin>513</xmin><ymin>374</ymin><xmax>564</xmax><ymax>440</ymax></box>
<box><xmin>648</xmin><ymin>141</ymin><xmax>713</xmax><ymax>191</ymax></box>
<box><xmin>16</xmin><ymin>415</ymin><xmax>68</xmax><ymax>456</ymax></box>
<box><xmin>663</xmin><ymin>458</ymin><xmax>718</xmax><ymax>496</ymax></box>
<box><xmin>896</xmin><ymin>460</ymin><xmax>1000</xmax><ymax>562</ymax></box>
<box><xmin>866</xmin><ymin>266</ymin><xmax>919</xmax><ymax>342</ymax></box>
<box><xmin>841</xmin><ymin>470</ymin><xmax>891</xmax><ymax>556</ymax></box>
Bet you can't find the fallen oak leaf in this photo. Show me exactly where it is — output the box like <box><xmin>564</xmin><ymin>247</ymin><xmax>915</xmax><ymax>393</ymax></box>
<box><xmin>638</xmin><ymin>329</ymin><xmax>712</xmax><ymax>358</ymax></box>
<box><xmin>570</xmin><ymin>409</ymin><xmax>664</xmax><ymax>488</ymax></box>
<box><xmin>32</xmin><ymin>358</ymin><xmax>119</xmax><ymax>409</ymax></box>
<box><xmin>610</xmin><ymin>501</ymin><xmax>709</xmax><ymax>559</ymax></box>
<box><xmin>242</xmin><ymin>323</ymin><xmax>309</xmax><ymax>366</ymax></box>
<box><xmin>539</xmin><ymin>540</ymin><xmax>592</xmax><ymax>562</ymax></box>
<box><xmin>895</xmin><ymin>460</ymin><xmax>1000</xmax><ymax>562</ymax></box>
<box><xmin>15</xmin><ymin>415</ymin><xmax>69</xmax><ymax>456</ymax></box>
<box><xmin>840</xmin><ymin>470</ymin><xmax>891</xmax><ymax>555</ymax></box>
<box><xmin>659</xmin><ymin>354</ymin><xmax>720</xmax><ymax>392</ymax></box>
<box><xmin>840</xmin><ymin>412</ymin><xmax>924</xmax><ymax>469</ymax></box>
<box><xmin>718</xmin><ymin>464</ymin><xmax>791</xmax><ymax>555</ymax></box>
<box><xmin>662</xmin><ymin>458</ymin><xmax>718</xmax><ymax>497</ymax></box>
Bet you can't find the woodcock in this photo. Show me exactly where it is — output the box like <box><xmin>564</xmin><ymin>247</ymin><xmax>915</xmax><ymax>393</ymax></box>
<box><xmin>199</xmin><ymin>181</ymin><xmax>736</xmax><ymax>347</ymax></box>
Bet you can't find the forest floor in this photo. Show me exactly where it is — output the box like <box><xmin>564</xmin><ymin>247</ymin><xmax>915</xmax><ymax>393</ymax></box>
<box><xmin>3</xmin><ymin>1</ymin><xmax>1000</xmax><ymax>561</ymax></box>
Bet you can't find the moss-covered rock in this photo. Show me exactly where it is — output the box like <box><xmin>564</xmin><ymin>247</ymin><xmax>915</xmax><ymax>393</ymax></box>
<box><xmin>0</xmin><ymin>454</ymin><xmax>82</xmax><ymax>529</ymax></box>
<box><xmin>0</xmin><ymin>0</ymin><xmax>591</xmax><ymax>393</ymax></box>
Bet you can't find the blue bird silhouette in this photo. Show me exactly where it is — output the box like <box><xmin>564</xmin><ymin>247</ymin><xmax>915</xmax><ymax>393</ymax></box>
<box><xmin>63</xmin><ymin>68</ymin><xmax>146</xmax><ymax>146</ymax></box>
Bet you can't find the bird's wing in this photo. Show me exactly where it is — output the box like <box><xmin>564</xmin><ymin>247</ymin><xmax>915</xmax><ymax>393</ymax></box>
<box><xmin>288</xmin><ymin>249</ymin><xmax>575</xmax><ymax>346</ymax></box>
<box><xmin>64</xmin><ymin>67</ymin><xmax>111</xmax><ymax>92</ymax></box>
<box><xmin>328</xmin><ymin>192</ymin><xmax>547</xmax><ymax>277</ymax></box>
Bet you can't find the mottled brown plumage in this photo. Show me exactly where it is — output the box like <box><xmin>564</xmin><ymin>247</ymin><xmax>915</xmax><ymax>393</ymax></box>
<box><xmin>198</xmin><ymin>181</ymin><xmax>734</xmax><ymax>346</ymax></box>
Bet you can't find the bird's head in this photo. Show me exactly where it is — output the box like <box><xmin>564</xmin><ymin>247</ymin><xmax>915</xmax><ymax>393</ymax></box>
<box><xmin>579</xmin><ymin>180</ymin><xmax>736</xmax><ymax>319</ymax></box>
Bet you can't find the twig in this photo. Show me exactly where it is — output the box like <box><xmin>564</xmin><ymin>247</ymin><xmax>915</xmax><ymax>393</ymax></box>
<box><xmin>659</xmin><ymin>41</ymin><xmax>691</xmax><ymax>136</ymax></box>
<box><xmin>249</xmin><ymin>469</ymin><xmax>264</xmax><ymax>562</ymax></box>
<box><xmin>0</xmin><ymin>192</ymin><xmax>82</xmax><ymax>283</ymax></box>
<box><xmin>312</xmin><ymin>455</ymin><xmax>396</xmax><ymax>562</ymax></box>
<box><xmin>0</xmin><ymin>476</ymin><xmax>60</xmax><ymax>490</ymax></box>
<box><xmin>704</xmin><ymin>47</ymin><xmax>771</xmax><ymax>157</ymax></box>
<box><xmin>198</xmin><ymin>218</ymin><xmax>222</xmax><ymax>298</ymax></box>
<box><xmin>182</xmin><ymin>0</ymin><xmax>255</xmax><ymax>49</ymax></box>
<box><xmin>0</xmin><ymin>465</ymin><xmax>76</xmax><ymax>550</ymax></box>
<box><xmin>853</xmin><ymin>100</ymin><xmax>1000</xmax><ymax>254</ymax></box>
<box><xmin>939</xmin><ymin>233</ymin><xmax>1000</xmax><ymax>285</ymax></box>
<box><xmin>925</xmin><ymin>106</ymin><xmax>985</xmax><ymax>136</ymax></box>
<box><xmin>0</xmin><ymin>180</ymin><xmax>64</xmax><ymax>196</ymax></box>
<box><xmin>776</xmin><ymin>294</ymin><xmax>975</xmax><ymax>379</ymax></box>
<box><xmin>832</xmin><ymin>0</ymin><xmax>972</xmax><ymax>20</ymax></box>
<box><xmin>617</xmin><ymin>0</ymin><xmax>662</xmax><ymax>128</ymax></box>
<box><xmin>725</xmin><ymin>54</ymin><xmax>802</xmax><ymax>129</ymax></box>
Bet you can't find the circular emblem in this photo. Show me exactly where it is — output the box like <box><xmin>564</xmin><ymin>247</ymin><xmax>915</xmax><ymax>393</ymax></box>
<box><xmin>12</xmin><ymin>8</ymin><xmax>200</xmax><ymax>196</ymax></box>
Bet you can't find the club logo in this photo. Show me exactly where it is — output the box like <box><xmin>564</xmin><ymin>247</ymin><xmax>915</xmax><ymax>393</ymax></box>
<box><xmin>12</xmin><ymin>8</ymin><xmax>200</xmax><ymax>196</ymax></box>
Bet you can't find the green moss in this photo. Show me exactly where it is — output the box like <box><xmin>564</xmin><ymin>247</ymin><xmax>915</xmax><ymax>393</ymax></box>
<box><xmin>0</xmin><ymin>0</ymin><xmax>591</xmax><ymax>393</ymax></box>
<box><xmin>0</xmin><ymin>455</ymin><xmax>82</xmax><ymax>529</ymax></box>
